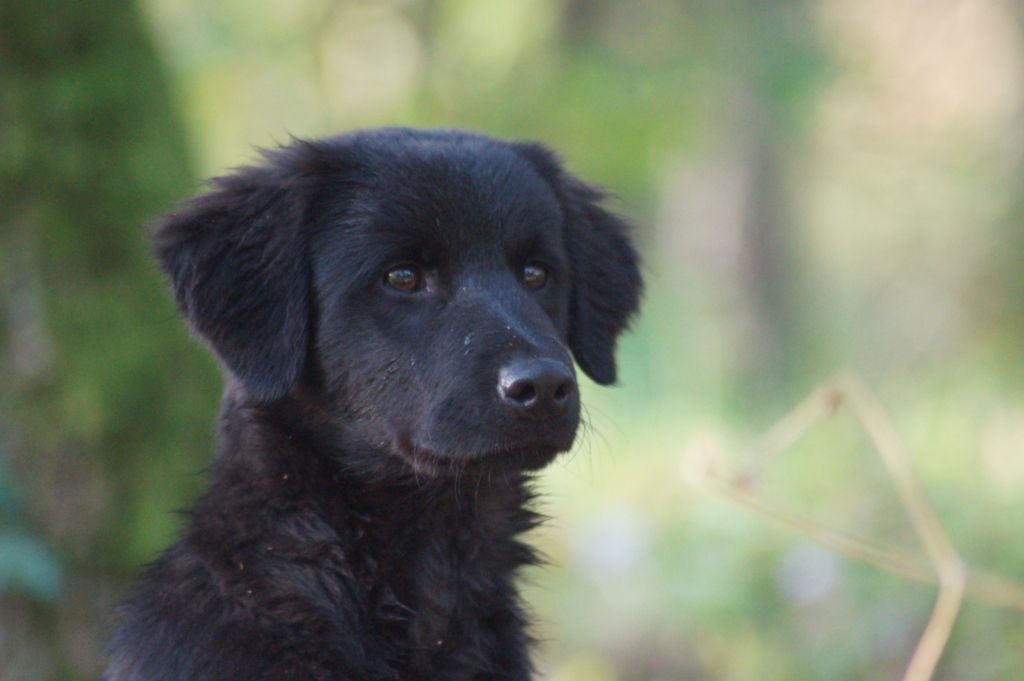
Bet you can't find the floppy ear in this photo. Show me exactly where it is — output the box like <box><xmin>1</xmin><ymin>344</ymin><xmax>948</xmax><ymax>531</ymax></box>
<box><xmin>153</xmin><ymin>147</ymin><xmax>316</xmax><ymax>403</ymax></box>
<box><xmin>514</xmin><ymin>144</ymin><xmax>643</xmax><ymax>385</ymax></box>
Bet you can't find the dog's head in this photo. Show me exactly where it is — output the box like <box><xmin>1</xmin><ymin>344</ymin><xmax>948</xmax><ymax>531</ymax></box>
<box><xmin>155</xmin><ymin>128</ymin><xmax>641</xmax><ymax>477</ymax></box>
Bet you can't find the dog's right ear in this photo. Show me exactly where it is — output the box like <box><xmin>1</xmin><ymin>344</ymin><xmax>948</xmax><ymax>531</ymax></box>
<box><xmin>153</xmin><ymin>144</ymin><xmax>327</xmax><ymax>403</ymax></box>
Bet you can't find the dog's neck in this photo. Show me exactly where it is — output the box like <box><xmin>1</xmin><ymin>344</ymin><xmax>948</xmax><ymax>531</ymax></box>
<box><xmin>183</xmin><ymin>382</ymin><xmax>539</xmax><ymax>676</ymax></box>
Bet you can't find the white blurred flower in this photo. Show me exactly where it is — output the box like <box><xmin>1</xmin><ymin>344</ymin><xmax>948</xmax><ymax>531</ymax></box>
<box><xmin>570</xmin><ymin>506</ymin><xmax>652</xmax><ymax>584</ymax></box>
<box><xmin>776</xmin><ymin>543</ymin><xmax>841</xmax><ymax>605</ymax></box>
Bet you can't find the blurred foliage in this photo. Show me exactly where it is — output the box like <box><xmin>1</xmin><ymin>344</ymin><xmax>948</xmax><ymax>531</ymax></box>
<box><xmin>1</xmin><ymin>1</ymin><xmax>219</xmax><ymax>675</ymax></box>
<box><xmin>0</xmin><ymin>0</ymin><xmax>220</xmax><ymax>571</ymax></box>
<box><xmin>2</xmin><ymin>0</ymin><xmax>1024</xmax><ymax>679</ymax></box>
<box><xmin>0</xmin><ymin>452</ymin><xmax>61</xmax><ymax>601</ymax></box>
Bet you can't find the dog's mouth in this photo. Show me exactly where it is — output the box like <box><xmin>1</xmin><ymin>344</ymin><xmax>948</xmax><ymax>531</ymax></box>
<box><xmin>397</xmin><ymin>436</ymin><xmax>562</xmax><ymax>478</ymax></box>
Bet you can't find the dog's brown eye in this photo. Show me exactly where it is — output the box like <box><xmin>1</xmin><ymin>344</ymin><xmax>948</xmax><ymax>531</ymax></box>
<box><xmin>385</xmin><ymin>266</ymin><xmax>422</xmax><ymax>292</ymax></box>
<box><xmin>522</xmin><ymin>263</ymin><xmax>547</xmax><ymax>289</ymax></box>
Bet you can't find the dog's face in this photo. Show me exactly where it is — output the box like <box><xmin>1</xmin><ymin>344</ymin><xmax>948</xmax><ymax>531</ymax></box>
<box><xmin>155</xmin><ymin>129</ymin><xmax>641</xmax><ymax>477</ymax></box>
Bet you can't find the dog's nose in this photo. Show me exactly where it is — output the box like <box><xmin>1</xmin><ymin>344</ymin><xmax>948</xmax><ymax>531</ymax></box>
<box><xmin>498</xmin><ymin>359</ymin><xmax>576</xmax><ymax>416</ymax></box>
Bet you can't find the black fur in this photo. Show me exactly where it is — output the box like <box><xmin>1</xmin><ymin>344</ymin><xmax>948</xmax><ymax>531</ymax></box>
<box><xmin>104</xmin><ymin>128</ymin><xmax>642</xmax><ymax>681</ymax></box>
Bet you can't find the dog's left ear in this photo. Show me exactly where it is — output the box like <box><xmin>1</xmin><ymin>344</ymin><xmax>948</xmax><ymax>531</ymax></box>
<box><xmin>514</xmin><ymin>143</ymin><xmax>643</xmax><ymax>385</ymax></box>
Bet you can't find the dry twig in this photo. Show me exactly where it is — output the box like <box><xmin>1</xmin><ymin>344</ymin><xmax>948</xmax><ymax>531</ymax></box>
<box><xmin>682</xmin><ymin>371</ymin><xmax>1023</xmax><ymax>681</ymax></box>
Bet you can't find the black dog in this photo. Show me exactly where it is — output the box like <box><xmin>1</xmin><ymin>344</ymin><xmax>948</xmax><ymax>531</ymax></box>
<box><xmin>103</xmin><ymin>128</ymin><xmax>641</xmax><ymax>681</ymax></box>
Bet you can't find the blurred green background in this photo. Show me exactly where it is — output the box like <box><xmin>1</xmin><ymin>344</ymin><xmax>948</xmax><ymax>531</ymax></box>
<box><xmin>2</xmin><ymin>0</ymin><xmax>1023</xmax><ymax>679</ymax></box>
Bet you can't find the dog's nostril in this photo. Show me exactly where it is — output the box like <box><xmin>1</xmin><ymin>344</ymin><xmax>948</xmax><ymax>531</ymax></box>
<box><xmin>498</xmin><ymin>359</ymin><xmax>576</xmax><ymax>414</ymax></box>
<box><xmin>505</xmin><ymin>381</ymin><xmax>537</xmax><ymax>405</ymax></box>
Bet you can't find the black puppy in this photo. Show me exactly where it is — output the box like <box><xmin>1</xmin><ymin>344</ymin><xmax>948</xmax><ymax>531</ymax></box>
<box><xmin>103</xmin><ymin>128</ymin><xmax>641</xmax><ymax>681</ymax></box>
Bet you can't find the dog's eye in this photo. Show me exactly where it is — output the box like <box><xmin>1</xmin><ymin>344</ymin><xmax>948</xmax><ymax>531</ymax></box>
<box><xmin>522</xmin><ymin>263</ymin><xmax>548</xmax><ymax>289</ymax></box>
<box><xmin>384</xmin><ymin>265</ymin><xmax>422</xmax><ymax>292</ymax></box>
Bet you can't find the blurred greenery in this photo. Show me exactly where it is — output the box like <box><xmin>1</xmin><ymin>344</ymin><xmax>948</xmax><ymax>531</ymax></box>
<box><xmin>0</xmin><ymin>453</ymin><xmax>62</xmax><ymax>601</ymax></box>
<box><xmin>2</xmin><ymin>0</ymin><xmax>1023</xmax><ymax>679</ymax></box>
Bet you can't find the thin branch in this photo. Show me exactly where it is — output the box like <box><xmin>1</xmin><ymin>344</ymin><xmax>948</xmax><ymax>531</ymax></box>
<box><xmin>689</xmin><ymin>469</ymin><xmax>1024</xmax><ymax>612</ymax></box>
<box><xmin>682</xmin><ymin>371</ymin><xmax>1023</xmax><ymax>681</ymax></box>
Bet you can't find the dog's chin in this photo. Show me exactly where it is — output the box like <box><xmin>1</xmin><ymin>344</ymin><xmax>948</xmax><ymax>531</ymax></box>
<box><xmin>402</xmin><ymin>443</ymin><xmax>564</xmax><ymax>479</ymax></box>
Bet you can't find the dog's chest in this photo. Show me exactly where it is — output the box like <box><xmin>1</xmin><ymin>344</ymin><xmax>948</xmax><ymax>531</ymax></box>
<box><xmin>351</xmin><ymin>493</ymin><xmax>532</xmax><ymax>678</ymax></box>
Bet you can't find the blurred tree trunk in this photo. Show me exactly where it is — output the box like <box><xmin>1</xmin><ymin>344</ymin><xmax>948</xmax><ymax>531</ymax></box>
<box><xmin>733</xmin><ymin>89</ymin><xmax>804</xmax><ymax>405</ymax></box>
<box><xmin>724</xmin><ymin>0</ymin><xmax>823</xmax><ymax>409</ymax></box>
<box><xmin>996</xmin><ymin>176</ymin><xmax>1024</xmax><ymax>357</ymax></box>
<box><xmin>560</xmin><ymin>0</ymin><xmax>608</xmax><ymax>44</ymax></box>
<box><xmin>998</xmin><ymin>4</ymin><xmax>1024</xmax><ymax>360</ymax></box>
<box><xmin>0</xmin><ymin>1</ymin><xmax>218</xmax><ymax>678</ymax></box>
<box><xmin>655</xmin><ymin>0</ymin><xmax>824</xmax><ymax>411</ymax></box>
